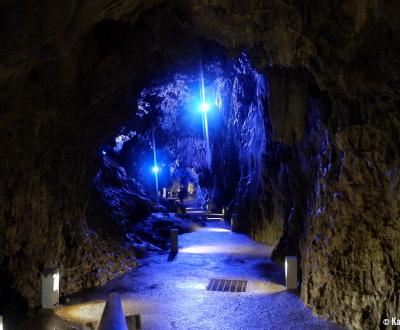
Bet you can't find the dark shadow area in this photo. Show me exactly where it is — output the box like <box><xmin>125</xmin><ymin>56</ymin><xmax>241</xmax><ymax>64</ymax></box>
<box><xmin>253</xmin><ymin>261</ymin><xmax>285</xmax><ymax>286</ymax></box>
<box><xmin>0</xmin><ymin>270</ymin><xmax>29</xmax><ymax>329</ymax></box>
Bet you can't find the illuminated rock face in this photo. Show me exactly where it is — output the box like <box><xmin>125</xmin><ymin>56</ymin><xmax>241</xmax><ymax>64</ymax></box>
<box><xmin>0</xmin><ymin>1</ymin><xmax>399</xmax><ymax>329</ymax></box>
<box><xmin>200</xmin><ymin>53</ymin><xmax>267</xmax><ymax>217</ymax></box>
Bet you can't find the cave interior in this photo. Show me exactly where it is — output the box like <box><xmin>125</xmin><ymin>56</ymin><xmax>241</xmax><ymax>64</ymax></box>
<box><xmin>0</xmin><ymin>1</ymin><xmax>399</xmax><ymax>330</ymax></box>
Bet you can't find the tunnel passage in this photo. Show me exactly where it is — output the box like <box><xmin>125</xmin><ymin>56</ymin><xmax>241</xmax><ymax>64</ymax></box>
<box><xmin>90</xmin><ymin>45</ymin><xmax>332</xmax><ymax>256</ymax></box>
<box><xmin>1</xmin><ymin>1</ymin><xmax>399</xmax><ymax>329</ymax></box>
<box><xmin>88</xmin><ymin>49</ymin><xmax>270</xmax><ymax>255</ymax></box>
<box><xmin>88</xmin><ymin>41</ymin><xmax>331</xmax><ymax>305</ymax></box>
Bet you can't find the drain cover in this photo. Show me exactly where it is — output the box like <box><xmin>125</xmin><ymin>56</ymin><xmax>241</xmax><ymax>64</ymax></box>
<box><xmin>207</xmin><ymin>279</ymin><xmax>247</xmax><ymax>292</ymax></box>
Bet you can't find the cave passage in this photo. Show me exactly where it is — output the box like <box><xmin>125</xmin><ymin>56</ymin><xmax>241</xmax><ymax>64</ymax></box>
<box><xmin>37</xmin><ymin>51</ymin><xmax>344</xmax><ymax>329</ymax></box>
<box><xmin>92</xmin><ymin>50</ymin><xmax>267</xmax><ymax>230</ymax></box>
<box><xmin>1</xmin><ymin>2</ymin><xmax>399</xmax><ymax>329</ymax></box>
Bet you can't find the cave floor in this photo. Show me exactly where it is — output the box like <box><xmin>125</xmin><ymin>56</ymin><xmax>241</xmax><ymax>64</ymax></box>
<box><xmin>19</xmin><ymin>208</ymin><xmax>345</xmax><ymax>330</ymax></box>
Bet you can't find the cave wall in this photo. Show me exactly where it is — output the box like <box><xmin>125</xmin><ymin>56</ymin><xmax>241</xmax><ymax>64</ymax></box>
<box><xmin>197</xmin><ymin>2</ymin><xmax>400</xmax><ymax>328</ymax></box>
<box><xmin>237</xmin><ymin>67</ymin><xmax>400</xmax><ymax>330</ymax></box>
<box><xmin>206</xmin><ymin>53</ymin><xmax>266</xmax><ymax>216</ymax></box>
<box><xmin>0</xmin><ymin>0</ymin><xmax>201</xmax><ymax>314</ymax></box>
<box><xmin>245</xmin><ymin>68</ymin><xmax>312</xmax><ymax>253</ymax></box>
<box><xmin>1</xmin><ymin>1</ymin><xmax>399</xmax><ymax>329</ymax></box>
<box><xmin>300</xmin><ymin>84</ymin><xmax>400</xmax><ymax>329</ymax></box>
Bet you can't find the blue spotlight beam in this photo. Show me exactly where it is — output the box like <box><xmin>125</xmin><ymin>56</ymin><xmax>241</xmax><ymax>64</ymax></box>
<box><xmin>199</xmin><ymin>61</ymin><xmax>211</xmax><ymax>167</ymax></box>
<box><xmin>152</xmin><ymin>128</ymin><xmax>159</xmax><ymax>203</ymax></box>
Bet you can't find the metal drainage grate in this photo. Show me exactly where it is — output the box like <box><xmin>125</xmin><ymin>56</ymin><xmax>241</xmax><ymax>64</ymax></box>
<box><xmin>207</xmin><ymin>279</ymin><xmax>247</xmax><ymax>292</ymax></box>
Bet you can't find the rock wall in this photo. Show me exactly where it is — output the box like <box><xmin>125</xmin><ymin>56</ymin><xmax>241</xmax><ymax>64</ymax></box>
<box><xmin>0</xmin><ymin>1</ymin><xmax>200</xmax><ymax>319</ymax></box>
<box><xmin>205</xmin><ymin>53</ymin><xmax>266</xmax><ymax>218</ymax></box>
<box><xmin>237</xmin><ymin>66</ymin><xmax>400</xmax><ymax>329</ymax></box>
<box><xmin>300</xmin><ymin>84</ymin><xmax>400</xmax><ymax>329</ymax></box>
<box><xmin>197</xmin><ymin>2</ymin><xmax>400</xmax><ymax>328</ymax></box>
<box><xmin>249</xmin><ymin>68</ymin><xmax>314</xmax><ymax>255</ymax></box>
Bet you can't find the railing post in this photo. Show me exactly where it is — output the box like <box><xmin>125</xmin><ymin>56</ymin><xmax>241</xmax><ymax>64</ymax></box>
<box><xmin>170</xmin><ymin>229</ymin><xmax>178</xmax><ymax>253</ymax></box>
<box><xmin>231</xmin><ymin>213</ymin><xmax>239</xmax><ymax>232</ymax></box>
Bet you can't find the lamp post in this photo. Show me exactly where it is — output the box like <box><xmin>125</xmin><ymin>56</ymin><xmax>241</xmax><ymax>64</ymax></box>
<box><xmin>200</xmin><ymin>102</ymin><xmax>211</xmax><ymax>167</ymax></box>
<box><xmin>170</xmin><ymin>228</ymin><xmax>178</xmax><ymax>253</ymax></box>
<box><xmin>199</xmin><ymin>63</ymin><xmax>211</xmax><ymax>167</ymax></box>
<box><xmin>152</xmin><ymin>128</ymin><xmax>159</xmax><ymax>204</ymax></box>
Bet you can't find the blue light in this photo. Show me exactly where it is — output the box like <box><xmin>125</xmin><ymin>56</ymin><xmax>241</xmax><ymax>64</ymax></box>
<box><xmin>152</xmin><ymin>165</ymin><xmax>160</xmax><ymax>174</ymax></box>
<box><xmin>102</xmin><ymin>151</ymin><xmax>106</xmax><ymax>155</ymax></box>
<box><xmin>200</xmin><ymin>102</ymin><xmax>210</xmax><ymax>112</ymax></box>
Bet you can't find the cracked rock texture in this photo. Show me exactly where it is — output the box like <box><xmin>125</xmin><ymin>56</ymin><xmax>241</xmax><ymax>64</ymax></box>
<box><xmin>0</xmin><ymin>1</ymin><xmax>399</xmax><ymax>329</ymax></box>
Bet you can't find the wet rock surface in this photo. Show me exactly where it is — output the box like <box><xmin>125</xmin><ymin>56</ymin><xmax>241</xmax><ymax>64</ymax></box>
<box><xmin>88</xmin><ymin>155</ymin><xmax>154</xmax><ymax>238</ymax></box>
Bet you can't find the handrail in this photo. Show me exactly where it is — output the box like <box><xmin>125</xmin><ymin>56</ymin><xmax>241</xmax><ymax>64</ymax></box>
<box><xmin>98</xmin><ymin>292</ymin><xmax>128</xmax><ymax>330</ymax></box>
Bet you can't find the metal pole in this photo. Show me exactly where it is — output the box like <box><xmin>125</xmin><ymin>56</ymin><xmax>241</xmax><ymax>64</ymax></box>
<box><xmin>170</xmin><ymin>229</ymin><xmax>178</xmax><ymax>253</ymax></box>
<box><xmin>199</xmin><ymin>61</ymin><xmax>211</xmax><ymax>168</ymax></box>
<box><xmin>152</xmin><ymin>128</ymin><xmax>159</xmax><ymax>204</ymax></box>
<box><xmin>203</xmin><ymin>110</ymin><xmax>210</xmax><ymax>166</ymax></box>
<box><xmin>200</xmin><ymin>60</ymin><xmax>206</xmax><ymax>141</ymax></box>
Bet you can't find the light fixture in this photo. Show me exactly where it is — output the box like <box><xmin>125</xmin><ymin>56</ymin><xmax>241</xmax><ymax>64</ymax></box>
<box><xmin>152</xmin><ymin>165</ymin><xmax>160</xmax><ymax>174</ymax></box>
<box><xmin>53</xmin><ymin>272</ymin><xmax>59</xmax><ymax>292</ymax></box>
<box><xmin>41</xmin><ymin>268</ymin><xmax>60</xmax><ymax>309</ymax></box>
<box><xmin>0</xmin><ymin>315</ymin><xmax>3</xmax><ymax>330</ymax></box>
<box><xmin>200</xmin><ymin>102</ymin><xmax>210</xmax><ymax>112</ymax></box>
<box><xmin>285</xmin><ymin>256</ymin><xmax>297</xmax><ymax>290</ymax></box>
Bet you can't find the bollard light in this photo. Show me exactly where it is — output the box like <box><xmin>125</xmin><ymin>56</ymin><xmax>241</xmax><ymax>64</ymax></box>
<box><xmin>285</xmin><ymin>256</ymin><xmax>297</xmax><ymax>289</ymax></box>
<box><xmin>0</xmin><ymin>315</ymin><xmax>3</xmax><ymax>330</ymax></box>
<box><xmin>231</xmin><ymin>213</ymin><xmax>239</xmax><ymax>232</ymax></box>
<box><xmin>170</xmin><ymin>229</ymin><xmax>178</xmax><ymax>253</ymax></box>
<box><xmin>41</xmin><ymin>268</ymin><xmax>59</xmax><ymax>309</ymax></box>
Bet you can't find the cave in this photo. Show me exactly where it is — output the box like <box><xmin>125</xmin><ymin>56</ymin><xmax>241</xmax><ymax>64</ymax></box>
<box><xmin>1</xmin><ymin>1</ymin><xmax>399</xmax><ymax>330</ymax></box>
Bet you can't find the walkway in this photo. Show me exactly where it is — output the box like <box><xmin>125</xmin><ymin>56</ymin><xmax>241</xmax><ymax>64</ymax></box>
<box><xmin>52</xmin><ymin>207</ymin><xmax>344</xmax><ymax>330</ymax></box>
